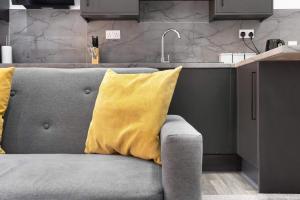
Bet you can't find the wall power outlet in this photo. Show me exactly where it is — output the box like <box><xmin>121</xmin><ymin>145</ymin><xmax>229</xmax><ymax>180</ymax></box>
<box><xmin>239</xmin><ymin>29</ymin><xmax>255</xmax><ymax>39</ymax></box>
<box><xmin>106</xmin><ymin>30</ymin><xmax>121</xmax><ymax>40</ymax></box>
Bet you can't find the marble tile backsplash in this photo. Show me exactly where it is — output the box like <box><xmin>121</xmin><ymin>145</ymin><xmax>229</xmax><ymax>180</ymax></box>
<box><xmin>10</xmin><ymin>9</ymin><xmax>87</xmax><ymax>63</ymax></box>
<box><xmin>8</xmin><ymin>1</ymin><xmax>300</xmax><ymax>63</ymax></box>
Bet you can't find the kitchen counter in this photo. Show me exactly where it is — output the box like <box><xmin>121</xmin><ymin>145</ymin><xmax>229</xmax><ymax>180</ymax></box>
<box><xmin>235</xmin><ymin>45</ymin><xmax>300</xmax><ymax>67</ymax></box>
<box><xmin>0</xmin><ymin>62</ymin><xmax>233</xmax><ymax>69</ymax></box>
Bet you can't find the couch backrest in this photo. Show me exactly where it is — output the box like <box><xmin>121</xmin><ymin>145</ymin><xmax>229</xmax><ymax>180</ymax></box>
<box><xmin>2</xmin><ymin>67</ymin><xmax>157</xmax><ymax>154</ymax></box>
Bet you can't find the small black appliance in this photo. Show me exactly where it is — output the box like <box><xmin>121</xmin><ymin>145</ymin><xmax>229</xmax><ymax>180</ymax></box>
<box><xmin>265</xmin><ymin>39</ymin><xmax>285</xmax><ymax>51</ymax></box>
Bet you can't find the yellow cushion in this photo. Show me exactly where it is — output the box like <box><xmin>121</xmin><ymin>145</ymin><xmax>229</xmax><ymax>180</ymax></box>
<box><xmin>85</xmin><ymin>67</ymin><xmax>182</xmax><ymax>164</ymax></box>
<box><xmin>0</xmin><ymin>67</ymin><xmax>15</xmax><ymax>154</ymax></box>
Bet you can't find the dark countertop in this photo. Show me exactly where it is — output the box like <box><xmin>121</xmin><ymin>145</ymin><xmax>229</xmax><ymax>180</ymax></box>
<box><xmin>0</xmin><ymin>63</ymin><xmax>233</xmax><ymax>69</ymax></box>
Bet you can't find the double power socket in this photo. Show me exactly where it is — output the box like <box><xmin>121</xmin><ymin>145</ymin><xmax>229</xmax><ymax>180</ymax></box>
<box><xmin>239</xmin><ymin>29</ymin><xmax>255</xmax><ymax>39</ymax></box>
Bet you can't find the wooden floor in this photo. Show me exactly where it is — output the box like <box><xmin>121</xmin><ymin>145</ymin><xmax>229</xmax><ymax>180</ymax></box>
<box><xmin>202</xmin><ymin>172</ymin><xmax>300</xmax><ymax>200</ymax></box>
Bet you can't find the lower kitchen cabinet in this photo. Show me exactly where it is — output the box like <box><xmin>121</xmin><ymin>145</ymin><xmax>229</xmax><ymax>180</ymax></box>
<box><xmin>161</xmin><ymin>67</ymin><xmax>239</xmax><ymax>171</ymax></box>
<box><xmin>237</xmin><ymin>63</ymin><xmax>258</xmax><ymax>168</ymax></box>
<box><xmin>237</xmin><ymin>61</ymin><xmax>300</xmax><ymax>193</ymax></box>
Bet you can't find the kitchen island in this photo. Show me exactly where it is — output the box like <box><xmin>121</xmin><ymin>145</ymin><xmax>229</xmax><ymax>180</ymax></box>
<box><xmin>236</xmin><ymin>46</ymin><xmax>300</xmax><ymax>193</ymax></box>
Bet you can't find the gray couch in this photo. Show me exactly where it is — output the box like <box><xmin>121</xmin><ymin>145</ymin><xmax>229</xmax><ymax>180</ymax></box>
<box><xmin>0</xmin><ymin>67</ymin><xmax>203</xmax><ymax>200</ymax></box>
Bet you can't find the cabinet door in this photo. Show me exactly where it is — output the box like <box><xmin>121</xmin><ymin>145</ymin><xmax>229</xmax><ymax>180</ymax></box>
<box><xmin>237</xmin><ymin>63</ymin><xmax>258</xmax><ymax>167</ymax></box>
<box><xmin>216</xmin><ymin>0</ymin><xmax>273</xmax><ymax>14</ymax></box>
<box><xmin>168</xmin><ymin>68</ymin><xmax>236</xmax><ymax>154</ymax></box>
<box><xmin>81</xmin><ymin>0</ymin><xmax>139</xmax><ymax>14</ymax></box>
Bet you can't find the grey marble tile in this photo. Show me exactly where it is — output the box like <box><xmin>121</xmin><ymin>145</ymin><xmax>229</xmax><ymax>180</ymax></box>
<box><xmin>7</xmin><ymin>1</ymin><xmax>300</xmax><ymax>64</ymax></box>
<box><xmin>9</xmin><ymin>9</ymin><xmax>87</xmax><ymax>63</ymax></box>
<box><xmin>140</xmin><ymin>1</ymin><xmax>209</xmax><ymax>23</ymax></box>
<box><xmin>87</xmin><ymin>20</ymin><xmax>249</xmax><ymax>63</ymax></box>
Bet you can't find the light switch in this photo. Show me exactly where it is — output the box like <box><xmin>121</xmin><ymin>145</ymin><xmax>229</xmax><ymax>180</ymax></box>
<box><xmin>106</xmin><ymin>30</ymin><xmax>121</xmax><ymax>40</ymax></box>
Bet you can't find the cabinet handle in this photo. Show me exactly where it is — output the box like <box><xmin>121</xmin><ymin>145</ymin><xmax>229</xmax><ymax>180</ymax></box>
<box><xmin>86</xmin><ymin>0</ymin><xmax>90</xmax><ymax>7</ymax></box>
<box><xmin>251</xmin><ymin>72</ymin><xmax>257</xmax><ymax>120</ymax></box>
<box><xmin>221</xmin><ymin>0</ymin><xmax>225</xmax><ymax>7</ymax></box>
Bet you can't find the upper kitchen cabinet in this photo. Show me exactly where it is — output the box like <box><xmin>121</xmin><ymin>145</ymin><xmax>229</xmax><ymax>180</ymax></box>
<box><xmin>81</xmin><ymin>0</ymin><xmax>140</xmax><ymax>22</ymax></box>
<box><xmin>209</xmin><ymin>0</ymin><xmax>273</xmax><ymax>21</ymax></box>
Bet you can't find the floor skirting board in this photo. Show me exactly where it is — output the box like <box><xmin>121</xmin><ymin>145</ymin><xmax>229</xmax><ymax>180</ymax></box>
<box><xmin>203</xmin><ymin>154</ymin><xmax>241</xmax><ymax>171</ymax></box>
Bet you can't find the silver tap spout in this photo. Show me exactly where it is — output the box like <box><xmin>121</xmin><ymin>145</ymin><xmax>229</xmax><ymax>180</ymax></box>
<box><xmin>161</xmin><ymin>29</ymin><xmax>181</xmax><ymax>63</ymax></box>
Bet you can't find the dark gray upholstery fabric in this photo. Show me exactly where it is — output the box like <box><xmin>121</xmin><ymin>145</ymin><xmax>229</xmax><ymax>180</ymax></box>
<box><xmin>161</xmin><ymin>115</ymin><xmax>203</xmax><ymax>200</ymax></box>
<box><xmin>2</xmin><ymin>67</ymin><xmax>157</xmax><ymax>153</ymax></box>
<box><xmin>0</xmin><ymin>154</ymin><xmax>163</xmax><ymax>200</ymax></box>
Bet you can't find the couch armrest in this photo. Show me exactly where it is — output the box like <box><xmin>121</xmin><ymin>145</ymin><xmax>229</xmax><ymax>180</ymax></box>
<box><xmin>161</xmin><ymin>115</ymin><xmax>203</xmax><ymax>200</ymax></box>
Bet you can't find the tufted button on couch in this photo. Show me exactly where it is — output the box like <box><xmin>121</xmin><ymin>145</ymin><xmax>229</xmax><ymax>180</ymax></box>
<box><xmin>0</xmin><ymin>67</ymin><xmax>203</xmax><ymax>200</ymax></box>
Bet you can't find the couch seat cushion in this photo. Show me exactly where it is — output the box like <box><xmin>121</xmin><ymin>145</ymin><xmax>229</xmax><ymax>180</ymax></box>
<box><xmin>0</xmin><ymin>154</ymin><xmax>163</xmax><ymax>200</ymax></box>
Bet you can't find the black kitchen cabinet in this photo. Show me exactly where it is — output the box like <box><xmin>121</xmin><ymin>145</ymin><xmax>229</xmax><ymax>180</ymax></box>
<box><xmin>237</xmin><ymin>63</ymin><xmax>258</xmax><ymax>168</ymax></box>
<box><xmin>81</xmin><ymin>0</ymin><xmax>139</xmax><ymax>21</ymax></box>
<box><xmin>163</xmin><ymin>67</ymin><xmax>239</xmax><ymax>171</ymax></box>
<box><xmin>209</xmin><ymin>0</ymin><xmax>273</xmax><ymax>21</ymax></box>
<box><xmin>237</xmin><ymin>61</ymin><xmax>300</xmax><ymax>193</ymax></box>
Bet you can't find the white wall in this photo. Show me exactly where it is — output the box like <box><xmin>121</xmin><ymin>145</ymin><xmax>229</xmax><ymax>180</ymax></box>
<box><xmin>274</xmin><ymin>0</ymin><xmax>300</xmax><ymax>9</ymax></box>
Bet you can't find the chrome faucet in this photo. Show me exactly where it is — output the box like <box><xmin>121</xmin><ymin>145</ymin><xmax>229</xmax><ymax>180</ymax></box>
<box><xmin>161</xmin><ymin>29</ymin><xmax>181</xmax><ymax>63</ymax></box>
